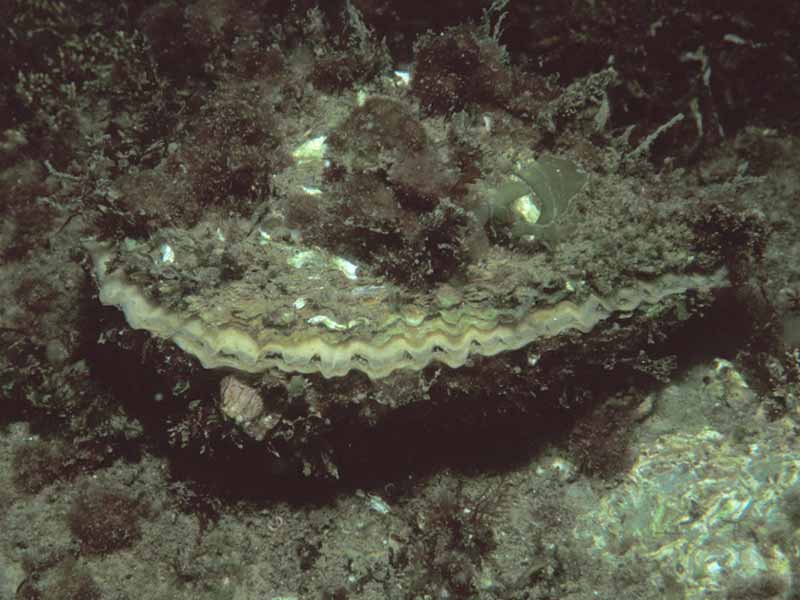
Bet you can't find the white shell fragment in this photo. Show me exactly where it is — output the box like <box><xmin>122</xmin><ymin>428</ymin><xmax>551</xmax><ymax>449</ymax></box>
<box><xmin>368</xmin><ymin>495</ymin><xmax>391</xmax><ymax>514</ymax></box>
<box><xmin>393</xmin><ymin>70</ymin><xmax>411</xmax><ymax>86</ymax></box>
<box><xmin>292</xmin><ymin>135</ymin><xmax>327</xmax><ymax>162</ymax></box>
<box><xmin>160</xmin><ymin>243</ymin><xmax>175</xmax><ymax>264</ymax></box>
<box><xmin>288</xmin><ymin>250</ymin><xmax>318</xmax><ymax>269</ymax></box>
<box><xmin>307</xmin><ymin>315</ymin><xmax>349</xmax><ymax>331</ymax></box>
<box><xmin>512</xmin><ymin>194</ymin><xmax>541</xmax><ymax>224</ymax></box>
<box><xmin>332</xmin><ymin>256</ymin><xmax>359</xmax><ymax>280</ymax></box>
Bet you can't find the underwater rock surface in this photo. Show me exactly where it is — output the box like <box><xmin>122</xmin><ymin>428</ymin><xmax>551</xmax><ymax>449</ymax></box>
<box><xmin>4</xmin><ymin>2</ymin><xmax>800</xmax><ymax>598</ymax></box>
